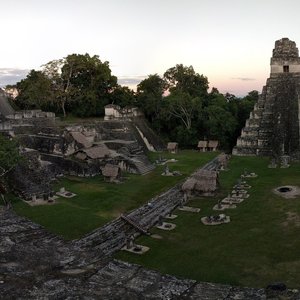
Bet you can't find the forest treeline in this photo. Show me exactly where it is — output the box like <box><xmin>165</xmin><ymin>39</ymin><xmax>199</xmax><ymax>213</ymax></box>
<box><xmin>9</xmin><ymin>53</ymin><xmax>258</xmax><ymax>150</ymax></box>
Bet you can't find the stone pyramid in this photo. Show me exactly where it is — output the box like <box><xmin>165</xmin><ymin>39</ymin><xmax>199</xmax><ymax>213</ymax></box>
<box><xmin>233</xmin><ymin>38</ymin><xmax>300</xmax><ymax>157</ymax></box>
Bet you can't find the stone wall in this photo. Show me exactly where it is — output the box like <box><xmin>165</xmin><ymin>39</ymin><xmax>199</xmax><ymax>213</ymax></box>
<box><xmin>8</xmin><ymin>149</ymin><xmax>55</xmax><ymax>199</ymax></box>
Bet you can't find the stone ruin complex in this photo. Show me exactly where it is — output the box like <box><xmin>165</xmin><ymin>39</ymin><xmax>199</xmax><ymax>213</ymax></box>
<box><xmin>1</xmin><ymin>156</ymin><xmax>281</xmax><ymax>299</ymax></box>
<box><xmin>233</xmin><ymin>38</ymin><xmax>300</xmax><ymax>158</ymax></box>
<box><xmin>0</xmin><ymin>90</ymin><xmax>165</xmax><ymax>200</ymax></box>
<box><xmin>1</xmin><ymin>156</ymin><xmax>298</xmax><ymax>298</ymax></box>
<box><xmin>2</xmin><ymin>40</ymin><xmax>300</xmax><ymax>297</ymax></box>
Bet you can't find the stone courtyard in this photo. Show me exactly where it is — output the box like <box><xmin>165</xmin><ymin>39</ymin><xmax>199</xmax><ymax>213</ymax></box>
<box><xmin>1</xmin><ymin>156</ymin><xmax>300</xmax><ymax>299</ymax></box>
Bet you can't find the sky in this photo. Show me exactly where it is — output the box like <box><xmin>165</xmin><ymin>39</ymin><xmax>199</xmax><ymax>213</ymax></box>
<box><xmin>1</xmin><ymin>0</ymin><xmax>300</xmax><ymax>96</ymax></box>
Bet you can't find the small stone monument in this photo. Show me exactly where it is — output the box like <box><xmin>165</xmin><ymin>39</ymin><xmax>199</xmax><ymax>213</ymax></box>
<box><xmin>122</xmin><ymin>235</ymin><xmax>149</xmax><ymax>254</ymax></box>
<box><xmin>165</xmin><ymin>212</ymin><xmax>178</xmax><ymax>219</ymax></box>
<box><xmin>157</xmin><ymin>215</ymin><xmax>163</xmax><ymax>227</ymax></box>
<box><xmin>280</xmin><ymin>155</ymin><xmax>290</xmax><ymax>168</ymax></box>
<box><xmin>179</xmin><ymin>197</ymin><xmax>185</xmax><ymax>208</ymax></box>
<box><xmin>162</xmin><ymin>164</ymin><xmax>176</xmax><ymax>176</ymax></box>
<box><xmin>125</xmin><ymin>235</ymin><xmax>135</xmax><ymax>249</ymax></box>
<box><xmin>268</xmin><ymin>158</ymin><xmax>277</xmax><ymax>168</ymax></box>
<box><xmin>201</xmin><ymin>214</ymin><xmax>230</xmax><ymax>225</ymax></box>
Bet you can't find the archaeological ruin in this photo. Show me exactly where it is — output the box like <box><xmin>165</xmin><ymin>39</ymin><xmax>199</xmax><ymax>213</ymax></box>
<box><xmin>2</xmin><ymin>154</ymin><xmax>282</xmax><ymax>299</ymax></box>
<box><xmin>0</xmin><ymin>90</ymin><xmax>165</xmax><ymax>199</ymax></box>
<box><xmin>233</xmin><ymin>38</ymin><xmax>300</xmax><ymax>158</ymax></box>
<box><xmin>2</xmin><ymin>39</ymin><xmax>300</xmax><ymax>299</ymax></box>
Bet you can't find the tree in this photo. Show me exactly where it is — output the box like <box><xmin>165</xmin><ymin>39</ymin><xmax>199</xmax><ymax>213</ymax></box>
<box><xmin>137</xmin><ymin>74</ymin><xmax>167</xmax><ymax>125</ymax></box>
<box><xmin>164</xmin><ymin>64</ymin><xmax>209</xmax><ymax>97</ymax></box>
<box><xmin>15</xmin><ymin>70</ymin><xmax>53</xmax><ymax>110</ymax></box>
<box><xmin>110</xmin><ymin>85</ymin><xmax>136</xmax><ymax>108</ymax></box>
<box><xmin>165</xmin><ymin>91</ymin><xmax>202</xmax><ymax>130</ymax></box>
<box><xmin>203</xmin><ymin>104</ymin><xmax>238</xmax><ymax>150</ymax></box>
<box><xmin>42</xmin><ymin>54</ymin><xmax>118</xmax><ymax>117</ymax></box>
<box><xmin>42</xmin><ymin>59</ymin><xmax>71</xmax><ymax>117</ymax></box>
<box><xmin>64</xmin><ymin>54</ymin><xmax>117</xmax><ymax>117</ymax></box>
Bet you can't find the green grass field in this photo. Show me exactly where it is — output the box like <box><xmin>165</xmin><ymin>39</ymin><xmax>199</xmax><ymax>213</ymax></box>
<box><xmin>11</xmin><ymin>150</ymin><xmax>216</xmax><ymax>240</ymax></box>
<box><xmin>116</xmin><ymin>156</ymin><xmax>300</xmax><ymax>288</ymax></box>
<box><xmin>8</xmin><ymin>152</ymin><xmax>300</xmax><ymax>287</ymax></box>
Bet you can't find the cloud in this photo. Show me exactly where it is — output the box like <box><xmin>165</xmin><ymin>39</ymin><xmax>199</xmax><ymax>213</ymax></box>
<box><xmin>231</xmin><ymin>77</ymin><xmax>256</xmax><ymax>81</ymax></box>
<box><xmin>0</xmin><ymin>68</ymin><xmax>29</xmax><ymax>87</ymax></box>
<box><xmin>118</xmin><ymin>75</ymin><xmax>146</xmax><ymax>86</ymax></box>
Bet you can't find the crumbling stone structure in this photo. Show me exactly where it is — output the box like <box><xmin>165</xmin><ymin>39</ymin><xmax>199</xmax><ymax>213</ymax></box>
<box><xmin>0</xmin><ymin>89</ymin><xmax>165</xmax><ymax>199</ymax></box>
<box><xmin>233</xmin><ymin>38</ymin><xmax>300</xmax><ymax>157</ymax></box>
<box><xmin>1</xmin><ymin>156</ymin><xmax>299</xmax><ymax>298</ymax></box>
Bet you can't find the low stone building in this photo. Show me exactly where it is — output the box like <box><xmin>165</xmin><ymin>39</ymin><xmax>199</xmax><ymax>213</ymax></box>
<box><xmin>104</xmin><ymin>104</ymin><xmax>143</xmax><ymax>120</ymax></box>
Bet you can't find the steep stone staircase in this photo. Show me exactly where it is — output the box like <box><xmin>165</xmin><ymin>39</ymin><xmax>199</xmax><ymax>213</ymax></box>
<box><xmin>130</xmin><ymin>155</ymin><xmax>155</xmax><ymax>175</ymax></box>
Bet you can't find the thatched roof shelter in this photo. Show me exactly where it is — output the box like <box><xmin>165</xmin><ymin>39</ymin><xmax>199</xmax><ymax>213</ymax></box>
<box><xmin>193</xmin><ymin>170</ymin><xmax>218</xmax><ymax>192</ymax></box>
<box><xmin>75</xmin><ymin>152</ymin><xmax>87</xmax><ymax>160</ymax></box>
<box><xmin>70</xmin><ymin>131</ymin><xmax>92</xmax><ymax>149</ymax></box>
<box><xmin>198</xmin><ymin>140</ymin><xmax>207</xmax><ymax>148</ymax></box>
<box><xmin>207</xmin><ymin>140</ymin><xmax>219</xmax><ymax>151</ymax></box>
<box><xmin>167</xmin><ymin>142</ymin><xmax>178</xmax><ymax>153</ymax></box>
<box><xmin>198</xmin><ymin>140</ymin><xmax>208</xmax><ymax>151</ymax></box>
<box><xmin>182</xmin><ymin>170</ymin><xmax>218</xmax><ymax>195</ymax></box>
<box><xmin>102</xmin><ymin>164</ymin><xmax>121</xmax><ymax>182</ymax></box>
<box><xmin>83</xmin><ymin>145</ymin><xmax>111</xmax><ymax>159</ymax></box>
<box><xmin>182</xmin><ymin>178</ymin><xmax>197</xmax><ymax>191</ymax></box>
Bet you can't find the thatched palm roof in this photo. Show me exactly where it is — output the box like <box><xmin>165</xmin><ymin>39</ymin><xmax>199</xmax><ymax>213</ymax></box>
<box><xmin>208</xmin><ymin>140</ymin><xmax>219</xmax><ymax>148</ymax></box>
<box><xmin>83</xmin><ymin>145</ymin><xmax>110</xmax><ymax>159</ymax></box>
<box><xmin>182</xmin><ymin>170</ymin><xmax>218</xmax><ymax>192</ymax></box>
<box><xmin>102</xmin><ymin>164</ymin><xmax>120</xmax><ymax>178</ymax></box>
<box><xmin>75</xmin><ymin>152</ymin><xmax>87</xmax><ymax>160</ymax></box>
<box><xmin>198</xmin><ymin>140</ymin><xmax>207</xmax><ymax>148</ymax></box>
<box><xmin>182</xmin><ymin>178</ymin><xmax>197</xmax><ymax>191</ymax></box>
<box><xmin>167</xmin><ymin>142</ymin><xmax>178</xmax><ymax>150</ymax></box>
<box><xmin>70</xmin><ymin>131</ymin><xmax>92</xmax><ymax>149</ymax></box>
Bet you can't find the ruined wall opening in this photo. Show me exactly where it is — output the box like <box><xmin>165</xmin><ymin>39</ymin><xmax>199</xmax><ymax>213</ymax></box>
<box><xmin>283</xmin><ymin>65</ymin><xmax>289</xmax><ymax>72</ymax></box>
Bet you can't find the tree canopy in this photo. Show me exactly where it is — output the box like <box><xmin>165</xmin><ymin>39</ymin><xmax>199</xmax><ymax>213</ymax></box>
<box><xmin>136</xmin><ymin>65</ymin><xmax>257</xmax><ymax>150</ymax></box>
<box><xmin>164</xmin><ymin>64</ymin><xmax>209</xmax><ymax>97</ymax></box>
<box><xmin>15</xmin><ymin>70</ymin><xmax>53</xmax><ymax>110</ymax></box>
<box><xmin>15</xmin><ymin>53</ymin><xmax>117</xmax><ymax>117</ymax></box>
<box><xmin>12</xmin><ymin>56</ymin><xmax>258</xmax><ymax>151</ymax></box>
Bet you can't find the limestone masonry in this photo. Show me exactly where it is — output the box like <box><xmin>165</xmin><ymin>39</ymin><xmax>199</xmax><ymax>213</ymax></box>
<box><xmin>233</xmin><ymin>38</ymin><xmax>300</xmax><ymax>157</ymax></box>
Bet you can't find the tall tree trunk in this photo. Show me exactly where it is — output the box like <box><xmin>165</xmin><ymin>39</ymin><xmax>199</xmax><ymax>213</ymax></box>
<box><xmin>61</xmin><ymin>100</ymin><xmax>66</xmax><ymax>118</ymax></box>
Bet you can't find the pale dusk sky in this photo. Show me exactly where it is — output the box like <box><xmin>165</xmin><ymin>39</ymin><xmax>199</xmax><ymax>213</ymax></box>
<box><xmin>1</xmin><ymin>0</ymin><xmax>300</xmax><ymax>96</ymax></box>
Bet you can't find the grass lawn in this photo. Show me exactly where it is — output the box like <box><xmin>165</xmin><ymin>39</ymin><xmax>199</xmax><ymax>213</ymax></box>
<box><xmin>115</xmin><ymin>156</ymin><xmax>300</xmax><ymax>288</ymax></box>
<box><xmin>10</xmin><ymin>150</ymin><xmax>216</xmax><ymax>240</ymax></box>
